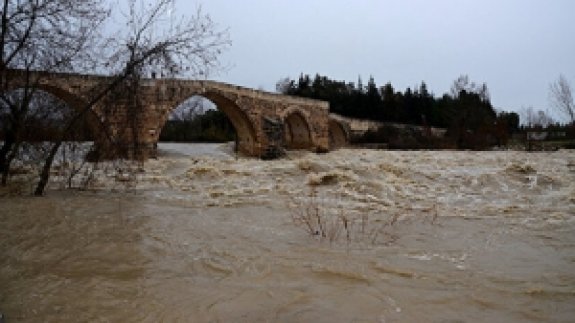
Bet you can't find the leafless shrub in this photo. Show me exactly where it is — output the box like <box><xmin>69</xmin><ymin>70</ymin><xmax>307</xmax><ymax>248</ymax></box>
<box><xmin>3</xmin><ymin>141</ymin><xmax>141</xmax><ymax>193</ymax></box>
<box><xmin>549</xmin><ymin>75</ymin><xmax>574</xmax><ymax>124</ymax></box>
<box><xmin>286</xmin><ymin>186</ymin><xmax>441</xmax><ymax>246</ymax></box>
<box><xmin>54</xmin><ymin>142</ymin><xmax>90</xmax><ymax>189</ymax></box>
<box><xmin>286</xmin><ymin>187</ymin><xmax>436</xmax><ymax>246</ymax></box>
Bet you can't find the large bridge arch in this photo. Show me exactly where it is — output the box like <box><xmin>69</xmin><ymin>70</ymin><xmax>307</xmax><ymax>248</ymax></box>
<box><xmin>4</xmin><ymin>82</ymin><xmax>87</xmax><ymax>112</ymax></box>
<box><xmin>1</xmin><ymin>83</ymin><xmax>102</xmax><ymax>140</ymax></box>
<box><xmin>159</xmin><ymin>91</ymin><xmax>259</xmax><ymax>156</ymax></box>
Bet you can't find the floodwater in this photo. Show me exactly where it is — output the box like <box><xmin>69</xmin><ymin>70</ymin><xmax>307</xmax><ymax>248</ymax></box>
<box><xmin>1</xmin><ymin>143</ymin><xmax>574</xmax><ymax>322</ymax></box>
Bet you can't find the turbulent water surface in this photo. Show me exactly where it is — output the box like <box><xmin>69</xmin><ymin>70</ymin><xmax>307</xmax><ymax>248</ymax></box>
<box><xmin>1</xmin><ymin>143</ymin><xmax>574</xmax><ymax>322</ymax></box>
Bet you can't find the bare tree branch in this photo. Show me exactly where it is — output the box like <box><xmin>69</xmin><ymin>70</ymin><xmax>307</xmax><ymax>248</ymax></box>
<box><xmin>2</xmin><ymin>0</ymin><xmax>230</xmax><ymax>195</ymax></box>
<box><xmin>549</xmin><ymin>75</ymin><xmax>574</xmax><ymax>124</ymax></box>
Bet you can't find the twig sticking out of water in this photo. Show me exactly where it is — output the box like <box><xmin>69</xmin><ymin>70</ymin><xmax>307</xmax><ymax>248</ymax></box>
<box><xmin>286</xmin><ymin>187</ymin><xmax>440</xmax><ymax>246</ymax></box>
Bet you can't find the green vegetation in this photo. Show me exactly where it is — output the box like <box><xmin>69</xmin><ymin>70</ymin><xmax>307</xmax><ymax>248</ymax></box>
<box><xmin>159</xmin><ymin>109</ymin><xmax>235</xmax><ymax>143</ymax></box>
<box><xmin>278</xmin><ymin>74</ymin><xmax>523</xmax><ymax>149</ymax></box>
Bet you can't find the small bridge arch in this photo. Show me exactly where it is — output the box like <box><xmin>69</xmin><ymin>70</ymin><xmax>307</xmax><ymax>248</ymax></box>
<box><xmin>328</xmin><ymin>118</ymin><xmax>349</xmax><ymax>149</ymax></box>
<box><xmin>282</xmin><ymin>107</ymin><xmax>314</xmax><ymax>149</ymax></box>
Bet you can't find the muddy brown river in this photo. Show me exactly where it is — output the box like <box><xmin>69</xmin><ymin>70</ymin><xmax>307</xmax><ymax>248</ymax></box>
<box><xmin>1</xmin><ymin>144</ymin><xmax>574</xmax><ymax>322</ymax></box>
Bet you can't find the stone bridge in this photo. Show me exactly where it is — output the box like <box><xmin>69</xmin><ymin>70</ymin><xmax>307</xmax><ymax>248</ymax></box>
<box><xmin>4</xmin><ymin>69</ymin><xmax>349</xmax><ymax>159</ymax></box>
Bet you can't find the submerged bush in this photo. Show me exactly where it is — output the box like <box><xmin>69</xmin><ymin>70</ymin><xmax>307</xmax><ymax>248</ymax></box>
<box><xmin>286</xmin><ymin>187</ymin><xmax>438</xmax><ymax>245</ymax></box>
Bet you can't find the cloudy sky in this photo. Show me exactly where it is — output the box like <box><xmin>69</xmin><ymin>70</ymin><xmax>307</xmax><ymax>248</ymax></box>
<box><xmin>177</xmin><ymin>0</ymin><xmax>574</xmax><ymax>119</ymax></box>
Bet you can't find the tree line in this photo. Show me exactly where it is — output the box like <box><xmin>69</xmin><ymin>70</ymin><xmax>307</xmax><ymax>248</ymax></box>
<box><xmin>277</xmin><ymin>74</ymin><xmax>521</xmax><ymax>149</ymax></box>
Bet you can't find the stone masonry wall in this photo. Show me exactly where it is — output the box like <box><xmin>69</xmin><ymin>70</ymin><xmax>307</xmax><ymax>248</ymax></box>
<box><xmin>5</xmin><ymin>70</ymin><xmax>330</xmax><ymax>159</ymax></box>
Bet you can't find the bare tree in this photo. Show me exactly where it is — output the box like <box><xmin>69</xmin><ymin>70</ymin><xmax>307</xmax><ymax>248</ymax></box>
<box><xmin>32</xmin><ymin>0</ymin><xmax>230</xmax><ymax>195</ymax></box>
<box><xmin>450</xmin><ymin>74</ymin><xmax>490</xmax><ymax>102</ymax></box>
<box><xmin>275</xmin><ymin>77</ymin><xmax>292</xmax><ymax>94</ymax></box>
<box><xmin>0</xmin><ymin>0</ymin><xmax>108</xmax><ymax>184</ymax></box>
<box><xmin>1</xmin><ymin>0</ymin><xmax>230</xmax><ymax>195</ymax></box>
<box><xmin>520</xmin><ymin>106</ymin><xmax>554</xmax><ymax>128</ymax></box>
<box><xmin>549</xmin><ymin>75</ymin><xmax>574</xmax><ymax>124</ymax></box>
<box><xmin>169</xmin><ymin>96</ymin><xmax>214</xmax><ymax>121</ymax></box>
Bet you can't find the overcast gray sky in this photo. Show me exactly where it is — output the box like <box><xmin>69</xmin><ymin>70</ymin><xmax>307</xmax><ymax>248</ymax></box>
<box><xmin>177</xmin><ymin>0</ymin><xmax>574</xmax><ymax>119</ymax></box>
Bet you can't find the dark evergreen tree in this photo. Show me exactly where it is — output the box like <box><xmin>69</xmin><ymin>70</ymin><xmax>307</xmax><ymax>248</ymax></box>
<box><xmin>366</xmin><ymin>76</ymin><xmax>382</xmax><ymax>120</ymax></box>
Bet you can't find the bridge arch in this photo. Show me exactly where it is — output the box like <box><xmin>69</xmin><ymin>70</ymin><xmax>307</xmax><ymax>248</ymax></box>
<box><xmin>328</xmin><ymin>118</ymin><xmax>349</xmax><ymax>149</ymax></box>
<box><xmin>161</xmin><ymin>91</ymin><xmax>258</xmax><ymax>156</ymax></box>
<box><xmin>4</xmin><ymin>83</ymin><xmax>87</xmax><ymax>112</ymax></box>
<box><xmin>1</xmin><ymin>84</ymin><xmax>101</xmax><ymax>140</ymax></box>
<box><xmin>282</xmin><ymin>108</ymin><xmax>313</xmax><ymax>149</ymax></box>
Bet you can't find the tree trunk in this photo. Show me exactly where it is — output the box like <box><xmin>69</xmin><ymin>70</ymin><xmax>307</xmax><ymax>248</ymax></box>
<box><xmin>34</xmin><ymin>141</ymin><xmax>61</xmax><ymax>196</ymax></box>
<box><xmin>1</xmin><ymin>141</ymin><xmax>21</xmax><ymax>186</ymax></box>
<box><xmin>0</xmin><ymin>135</ymin><xmax>15</xmax><ymax>185</ymax></box>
